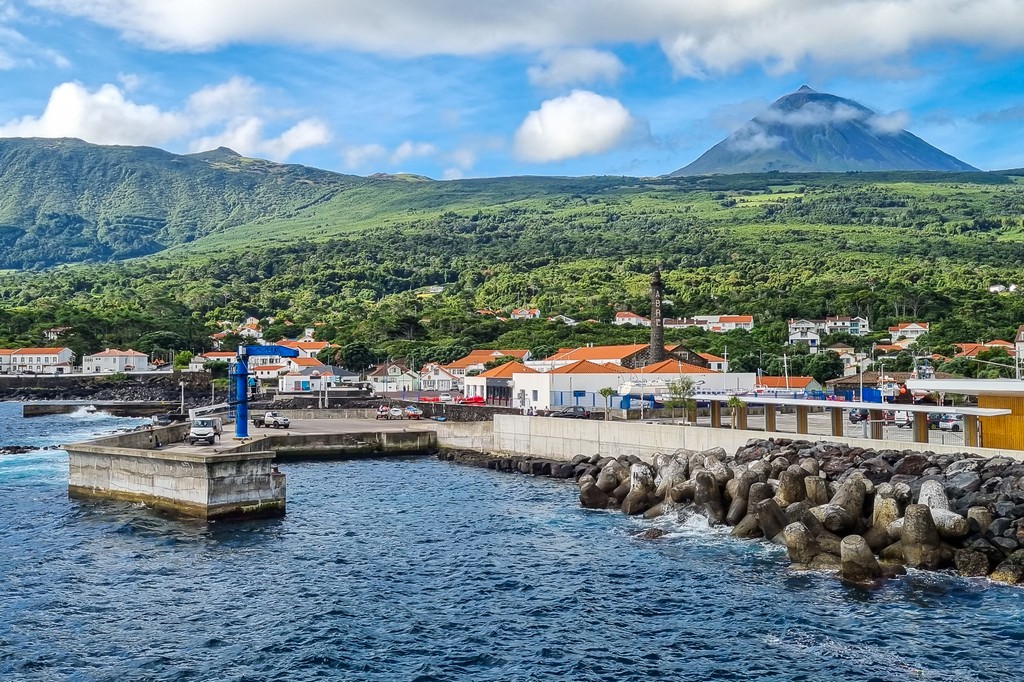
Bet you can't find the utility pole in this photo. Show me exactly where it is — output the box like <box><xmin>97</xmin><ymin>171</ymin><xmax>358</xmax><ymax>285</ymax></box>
<box><xmin>783</xmin><ymin>354</ymin><xmax>790</xmax><ymax>391</ymax></box>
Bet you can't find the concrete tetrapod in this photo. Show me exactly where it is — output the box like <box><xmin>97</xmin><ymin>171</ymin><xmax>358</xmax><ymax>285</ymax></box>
<box><xmin>621</xmin><ymin>463</ymin><xmax>657</xmax><ymax>516</ymax></box>
<box><xmin>901</xmin><ymin>504</ymin><xmax>943</xmax><ymax>569</ymax></box>
<box><xmin>840</xmin><ymin>534</ymin><xmax>883</xmax><ymax>584</ymax></box>
<box><xmin>783</xmin><ymin>522</ymin><xmax>824</xmax><ymax>565</ymax></box>
<box><xmin>693</xmin><ymin>470</ymin><xmax>725</xmax><ymax>524</ymax></box>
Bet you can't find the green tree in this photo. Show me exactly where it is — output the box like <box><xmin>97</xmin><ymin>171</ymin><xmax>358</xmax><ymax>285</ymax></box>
<box><xmin>173</xmin><ymin>350</ymin><xmax>193</xmax><ymax>369</ymax></box>
<box><xmin>598</xmin><ymin>386</ymin><xmax>616</xmax><ymax>420</ymax></box>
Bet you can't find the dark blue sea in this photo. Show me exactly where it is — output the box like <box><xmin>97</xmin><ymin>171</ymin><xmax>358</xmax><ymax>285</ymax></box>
<box><xmin>1</xmin><ymin>401</ymin><xmax>1022</xmax><ymax>681</ymax></box>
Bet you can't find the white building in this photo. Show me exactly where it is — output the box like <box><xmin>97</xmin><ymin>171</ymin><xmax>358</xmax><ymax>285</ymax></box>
<box><xmin>278</xmin><ymin>340</ymin><xmax>332</xmax><ymax>359</ymax></box>
<box><xmin>787</xmin><ymin>329</ymin><xmax>821</xmax><ymax>353</ymax></box>
<box><xmin>0</xmin><ymin>349</ymin><xmax>13</xmax><ymax>374</ymax></box>
<box><xmin>510</xmin><ymin>308</ymin><xmax>540</xmax><ymax>320</ymax></box>
<box><xmin>510</xmin><ymin>360</ymin><xmax>629</xmax><ymax>411</ymax></box>
<box><xmin>189</xmin><ymin>352</ymin><xmax>238</xmax><ymax>371</ymax></box>
<box><xmin>888</xmin><ymin>322</ymin><xmax>930</xmax><ymax>344</ymax></box>
<box><xmin>613</xmin><ymin>311</ymin><xmax>650</xmax><ymax>327</ymax></box>
<box><xmin>10</xmin><ymin>347</ymin><xmax>75</xmax><ymax>374</ymax></box>
<box><xmin>698</xmin><ymin>352</ymin><xmax>728</xmax><ymax>372</ymax></box>
<box><xmin>83</xmin><ymin>348</ymin><xmax>150</xmax><ymax>373</ymax></box>
<box><xmin>419</xmin><ymin>362</ymin><xmax>460</xmax><ymax>392</ymax></box>
<box><xmin>667</xmin><ymin>315</ymin><xmax>754</xmax><ymax>332</ymax></box>
<box><xmin>277</xmin><ymin>366</ymin><xmax>360</xmax><ymax>394</ymax></box>
<box><xmin>787</xmin><ymin>316</ymin><xmax>870</xmax><ymax>337</ymax></box>
<box><xmin>367</xmin><ymin>361</ymin><xmax>419</xmax><ymax>394</ymax></box>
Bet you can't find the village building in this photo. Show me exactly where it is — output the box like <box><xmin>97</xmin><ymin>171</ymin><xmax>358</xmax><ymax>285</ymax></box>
<box><xmin>419</xmin><ymin>362</ymin><xmax>460</xmax><ymax>392</ymax></box>
<box><xmin>443</xmin><ymin>349</ymin><xmax>531</xmax><ymax>381</ymax></box>
<box><xmin>10</xmin><ymin>347</ymin><xmax>75</xmax><ymax>374</ymax></box>
<box><xmin>277</xmin><ymin>366</ymin><xmax>359</xmax><ymax>394</ymax></box>
<box><xmin>509</xmin><ymin>308</ymin><xmax>540</xmax><ymax>320</ymax></box>
<box><xmin>529</xmin><ymin>343</ymin><xmax>708</xmax><ymax>372</ymax></box>
<box><xmin>82</xmin><ymin>348</ymin><xmax>150</xmax><ymax>373</ymax></box>
<box><xmin>754</xmin><ymin>375</ymin><xmax>823</xmax><ymax>395</ymax></box>
<box><xmin>367</xmin><ymin>361</ymin><xmax>419</xmax><ymax>395</ymax></box>
<box><xmin>0</xmin><ymin>349</ymin><xmax>14</xmax><ymax>374</ymax></box>
<box><xmin>667</xmin><ymin>315</ymin><xmax>755</xmax><ymax>332</ymax></box>
<box><xmin>613</xmin><ymin>311</ymin><xmax>651</xmax><ymax>327</ymax></box>
<box><xmin>189</xmin><ymin>352</ymin><xmax>238</xmax><ymax>371</ymax></box>
<box><xmin>888</xmin><ymin>322</ymin><xmax>930</xmax><ymax>344</ymax></box>
<box><xmin>787</xmin><ymin>316</ymin><xmax>870</xmax><ymax>337</ymax></box>
<box><xmin>463</xmin><ymin>361</ymin><xmax>538</xmax><ymax>406</ymax></box>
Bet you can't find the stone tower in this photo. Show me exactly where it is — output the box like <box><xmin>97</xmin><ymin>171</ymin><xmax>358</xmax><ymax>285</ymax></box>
<box><xmin>649</xmin><ymin>269</ymin><xmax>665</xmax><ymax>364</ymax></box>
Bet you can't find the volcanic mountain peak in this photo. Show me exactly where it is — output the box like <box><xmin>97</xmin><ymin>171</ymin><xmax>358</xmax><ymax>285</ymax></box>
<box><xmin>671</xmin><ymin>87</ymin><xmax>977</xmax><ymax>175</ymax></box>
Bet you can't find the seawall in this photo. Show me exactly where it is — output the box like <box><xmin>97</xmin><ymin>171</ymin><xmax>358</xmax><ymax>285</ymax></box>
<box><xmin>431</xmin><ymin>416</ymin><xmax>1024</xmax><ymax>463</ymax></box>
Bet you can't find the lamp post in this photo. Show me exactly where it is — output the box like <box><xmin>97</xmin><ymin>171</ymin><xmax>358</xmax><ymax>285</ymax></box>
<box><xmin>179</xmin><ymin>380</ymin><xmax>186</xmax><ymax>416</ymax></box>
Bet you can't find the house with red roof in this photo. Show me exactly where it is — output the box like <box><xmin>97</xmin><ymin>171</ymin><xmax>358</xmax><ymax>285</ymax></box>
<box><xmin>10</xmin><ymin>347</ymin><xmax>75</xmax><ymax>374</ymax></box>
<box><xmin>888</xmin><ymin>322</ymin><xmax>929</xmax><ymax>344</ymax></box>
<box><xmin>532</xmin><ymin>343</ymin><xmax>707</xmax><ymax>371</ymax></box>
<box><xmin>463</xmin><ymin>361</ymin><xmax>539</xmax><ymax>405</ymax></box>
<box><xmin>443</xmin><ymin>349</ymin><xmax>531</xmax><ymax>381</ymax></box>
<box><xmin>613</xmin><ymin>311</ymin><xmax>651</xmax><ymax>327</ymax></box>
<box><xmin>367</xmin><ymin>361</ymin><xmax>419</xmax><ymax>394</ymax></box>
<box><xmin>755</xmin><ymin>375</ymin><xmax>823</xmax><ymax>394</ymax></box>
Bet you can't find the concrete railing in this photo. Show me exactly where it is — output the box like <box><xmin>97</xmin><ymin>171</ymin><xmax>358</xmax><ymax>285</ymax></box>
<box><xmin>490</xmin><ymin>415</ymin><xmax>1024</xmax><ymax>463</ymax></box>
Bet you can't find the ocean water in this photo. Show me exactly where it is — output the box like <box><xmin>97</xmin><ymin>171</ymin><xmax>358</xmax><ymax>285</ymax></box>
<box><xmin>1</xmin><ymin>401</ymin><xmax>1023</xmax><ymax>681</ymax></box>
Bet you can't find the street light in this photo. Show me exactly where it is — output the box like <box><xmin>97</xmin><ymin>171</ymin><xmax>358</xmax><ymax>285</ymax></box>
<box><xmin>179</xmin><ymin>380</ymin><xmax>186</xmax><ymax>416</ymax></box>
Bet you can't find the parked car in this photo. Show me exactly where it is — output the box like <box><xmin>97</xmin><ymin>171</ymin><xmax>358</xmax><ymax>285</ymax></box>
<box><xmin>928</xmin><ymin>413</ymin><xmax>943</xmax><ymax>430</ymax></box>
<box><xmin>549</xmin><ymin>406</ymin><xmax>591</xmax><ymax>419</ymax></box>
<box><xmin>939</xmin><ymin>414</ymin><xmax>964</xmax><ymax>432</ymax></box>
<box><xmin>848</xmin><ymin>408</ymin><xmax>869</xmax><ymax>423</ymax></box>
<box><xmin>439</xmin><ymin>392</ymin><xmax>453</xmax><ymax>402</ymax></box>
<box><xmin>403</xmin><ymin>405</ymin><xmax>423</xmax><ymax>420</ymax></box>
<box><xmin>153</xmin><ymin>412</ymin><xmax>188</xmax><ymax>426</ymax></box>
<box><xmin>893</xmin><ymin>411</ymin><xmax>911</xmax><ymax>429</ymax></box>
<box><xmin>388</xmin><ymin>406</ymin><xmax>404</xmax><ymax>419</ymax></box>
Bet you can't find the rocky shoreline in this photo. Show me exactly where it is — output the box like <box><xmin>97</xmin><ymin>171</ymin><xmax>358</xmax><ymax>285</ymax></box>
<box><xmin>441</xmin><ymin>438</ymin><xmax>1024</xmax><ymax>586</ymax></box>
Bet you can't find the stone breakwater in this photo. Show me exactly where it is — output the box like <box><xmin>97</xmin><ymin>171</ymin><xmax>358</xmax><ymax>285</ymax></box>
<box><xmin>443</xmin><ymin>439</ymin><xmax>1024</xmax><ymax>586</ymax></box>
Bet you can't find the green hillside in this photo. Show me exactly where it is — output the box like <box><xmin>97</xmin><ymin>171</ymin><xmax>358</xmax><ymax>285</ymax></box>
<box><xmin>1</xmin><ymin>138</ymin><xmax>1023</xmax><ymax>378</ymax></box>
<box><xmin>0</xmin><ymin>138</ymin><xmax>366</xmax><ymax>268</ymax></box>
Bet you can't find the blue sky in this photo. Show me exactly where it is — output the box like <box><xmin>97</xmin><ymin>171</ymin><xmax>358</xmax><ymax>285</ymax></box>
<box><xmin>1</xmin><ymin>0</ymin><xmax>1023</xmax><ymax>178</ymax></box>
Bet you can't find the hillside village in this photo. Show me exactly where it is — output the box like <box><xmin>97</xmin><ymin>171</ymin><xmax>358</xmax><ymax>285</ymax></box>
<box><xmin>4</xmin><ymin>305</ymin><xmax>1024</xmax><ymax>412</ymax></box>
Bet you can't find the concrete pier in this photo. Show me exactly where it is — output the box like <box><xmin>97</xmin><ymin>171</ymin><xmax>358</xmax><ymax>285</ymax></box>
<box><xmin>66</xmin><ymin>423</ymin><xmax>285</xmax><ymax>520</ymax></box>
<box><xmin>65</xmin><ymin>417</ymin><xmax>439</xmax><ymax>521</ymax></box>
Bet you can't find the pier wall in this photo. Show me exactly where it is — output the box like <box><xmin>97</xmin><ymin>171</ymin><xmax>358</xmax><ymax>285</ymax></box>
<box><xmin>489</xmin><ymin>415</ymin><xmax>1024</xmax><ymax>462</ymax></box>
<box><xmin>232</xmin><ymin>430</ymin><xmax>437</xmax><ymax>461</ymax></box>
<box><xmin>67</xmin><ymin>444</ymin><xmax>284</xmax><ymax>519</ymax></box>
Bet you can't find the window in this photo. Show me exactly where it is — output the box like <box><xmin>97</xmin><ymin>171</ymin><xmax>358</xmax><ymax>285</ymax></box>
<box><xmin>532</xmin><ymin>390</ymin><xmax>538</xmax><ymax>401</ymax></box>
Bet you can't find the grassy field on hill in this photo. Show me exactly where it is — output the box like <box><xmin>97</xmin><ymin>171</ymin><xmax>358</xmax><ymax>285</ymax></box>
<box><xmin>1</xmin><ymin>151</ymin><xmax>1024</xmax><ymax>375</ymax></box>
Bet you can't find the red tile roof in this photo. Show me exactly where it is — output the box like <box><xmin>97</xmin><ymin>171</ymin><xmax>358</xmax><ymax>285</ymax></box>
<box><xmin>549</xmin><ymin>360</ymin><xmax>625</xmax><ymax>375</ymax></box>
<box><xmin>698</xmin><ymin>352</ymin><xmax>725</xmax><ymax>363</ymax></box>
<box><xmin>638</xmin><ymin>359</ymin><xmax>717</xmax><ymax>374</ymax></box>
<box><xmin>757</xmin><ymin>376</ymin><xmax>817</xmax><ymax>389</ymax></box>
<box><xmin>12</xmin><ymin>348</ymin><xmax>69</xmax><ymax>355</ymax></box>
<box><xmin>446</xmin><ymin>349</ymin><xmax>528</xmax><ymax>369</ymax></box>
<box><xmin>477</xmin><ymin>362</ymin><xmax>538</xmax><ymax>378</ymax></box>
<box><xmin>545</xmin><ymin>344</ymin><xmax>677</xmax><ymax>363</ymax></box>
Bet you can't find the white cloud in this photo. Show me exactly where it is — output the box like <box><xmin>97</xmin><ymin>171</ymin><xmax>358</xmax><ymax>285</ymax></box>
<box><xmin>725</xmin><ymin>123</ymin><xmax>784</xmax><ymax>153</ymax></box>
<box><xmin>868</xmin><ymin>110</ymin><xmax>910</xmax><ymax>134</ymax></box>
<box><xmin>513</xmin><ymin>90</ymin><xmax>635</xmax><ymax>163</ymax></box>
<box><xmin>29</xmin><ymin>1</ymin><xmax>1024</xmax><ymax>76</ymax></box>
<box><xmin>0</xmin><ymin>79</ymin><xmax>331</xmax><ymax>160</ymax></box>
<box><xmin>390</xmin><ymin>140</ymin><xmax>437</xmax><ymax>164</ymax></box>
<box><xmin>758</xmin><ymin>102</ymin><xmax>865</xmax><ymax>127</ymax></box>
<box><xmin>0</xmin><ymin>81</ymin><xmax>187</xmax><ymax>145</ymax></box>
<box><xmin>343</xmin><ymin>143</ymin><xmax>387</xmax><ymax>169</ymax></box>
<box><xmin>527</xmin><ymin>48</ymin><xmax>625</xmax><ymax>87</ymax></box>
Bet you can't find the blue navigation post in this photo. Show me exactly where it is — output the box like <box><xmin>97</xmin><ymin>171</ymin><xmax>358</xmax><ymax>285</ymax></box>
<box><xmin>229</xmin><ymin>344</ymin><xmax>301</xmax><ymax>440</ymax></box>
<box><xmin>231</xmin><ymin>349</ymin><xmax>250</xmax><ymax>439</ymax></box>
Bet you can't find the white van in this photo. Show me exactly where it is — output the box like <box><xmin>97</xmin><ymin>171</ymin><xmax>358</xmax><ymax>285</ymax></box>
<box><xmin>187</xmin><ymin>417</ymin><xmax>223</xmax><ymax>445</ymax></box>
<box><xmin>893</xmin><ymin>411</ymin><xmax>911</xmax><ymax>429</ymax></box>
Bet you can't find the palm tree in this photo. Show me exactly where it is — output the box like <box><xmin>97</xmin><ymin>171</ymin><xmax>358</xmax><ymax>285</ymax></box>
<box><xmin>598</xmin><ymin>386</ymin><xmax>616</xmax><ymax>420</ymax></box>
<box><xmin>727</xmin><ymin>395</ymin><xmax>745</xmax><ymax>430</ymax></box>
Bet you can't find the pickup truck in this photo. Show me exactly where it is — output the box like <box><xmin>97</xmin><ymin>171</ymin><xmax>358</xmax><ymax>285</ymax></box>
<box><xmin>252</xmin><ymin>411</ymin><xmax>290</xmax><ymax>429</ymax></box>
